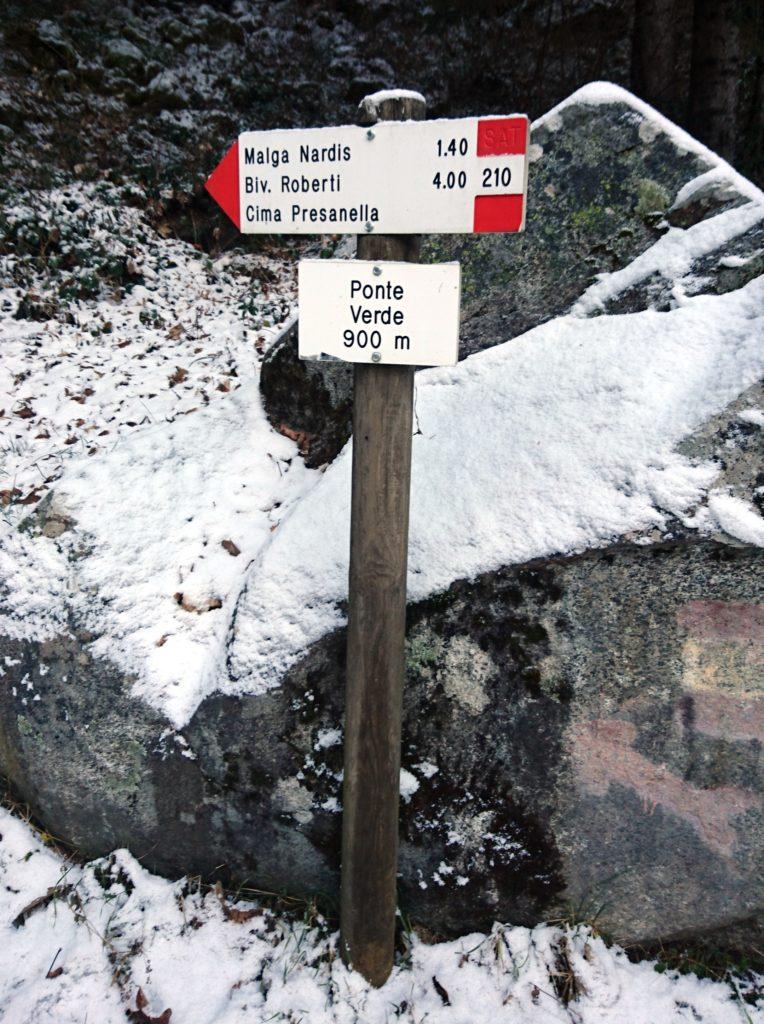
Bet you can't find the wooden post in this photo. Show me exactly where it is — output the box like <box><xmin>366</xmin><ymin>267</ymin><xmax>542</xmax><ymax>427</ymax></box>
<box><xmin>340</xmin><ymin>91</ymin><xmax>426</xmax><ymax>987</ymax></box>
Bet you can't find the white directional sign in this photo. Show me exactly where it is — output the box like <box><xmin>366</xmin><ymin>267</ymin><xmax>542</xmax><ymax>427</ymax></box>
<box><xmin>298</xmin><ymin>260</ymin><xmax>461</xmax><ymax>367</ymax></box>
<box><xmin>206</xmin><ymin>116</ymin><xmax>529</xmax><ymax>235</ymax></box>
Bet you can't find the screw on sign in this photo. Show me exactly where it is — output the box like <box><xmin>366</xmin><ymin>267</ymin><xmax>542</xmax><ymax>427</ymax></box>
<box><xmin>205</xmin><ymin>89</ymin><xmax>529</xmax><ymax>987</ymax></box>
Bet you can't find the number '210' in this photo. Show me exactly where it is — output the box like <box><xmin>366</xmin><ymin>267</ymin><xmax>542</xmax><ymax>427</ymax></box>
<box><xmin>482</xmin><ymin>166</ymin><xmax>512</xmax><ymax>187</ymax></box>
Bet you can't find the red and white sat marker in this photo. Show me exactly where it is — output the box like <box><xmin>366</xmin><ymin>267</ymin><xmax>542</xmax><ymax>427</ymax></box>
<box><xmin>205</xmin><ymin>115</ymin><xmax>529</xmax><ymax>235</ymax></box>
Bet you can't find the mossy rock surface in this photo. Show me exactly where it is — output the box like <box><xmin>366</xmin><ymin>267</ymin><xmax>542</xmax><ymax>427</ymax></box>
<box><xmin>2</xmin><ymin>535</ymin><xmax>762</xmax><ymax>944</ymax></box>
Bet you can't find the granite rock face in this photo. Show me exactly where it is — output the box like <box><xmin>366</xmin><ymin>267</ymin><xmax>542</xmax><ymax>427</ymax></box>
<box><xmin>1</xmin><ymin>89</ymin><xmax>763</xmax><ymax>947</ymax></box>
<box><xmin>1</xmin><ymin>532</ymin><xmax>761</xmax><ymax>944</ymax></box>
<box><xmin>261</xmin><ymin>320</ymin><xmax>354</xmax><ymax>469</ymax></box>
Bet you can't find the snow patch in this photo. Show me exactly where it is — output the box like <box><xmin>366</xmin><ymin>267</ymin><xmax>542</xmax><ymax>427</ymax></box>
<box><xmin>0</xmin><ymin>806</ymin><xmax>759</xmax><ymax>1024</ymax></box>
<box><xmin>739</xmin><ymin>408</ymin><xmax>764</xmax><ymax>427</ymax></box>
<box><xmin>571</xmin><ymin>203</ymin><xmax>763</xmax><ymax>315</ymax></box>
<box><xmin>707</xmin><ymin>492</ymin><xmax>764</xmax><ymax>546</ymax></box>
<box><xmin>230</xmin><ymin>278</ymin><xmax>764</xmax><ymax>703</ymax></box>
<box><xmin>400</xmin><ymin>768</ymin><xmax>420</xmax><ymax>803</ymax></box>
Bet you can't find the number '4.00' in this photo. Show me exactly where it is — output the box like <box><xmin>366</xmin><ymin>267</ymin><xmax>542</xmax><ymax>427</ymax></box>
<box><xmin>433</xmin><ymin>171</ymin><xmax>467</xmax><ymax>190</ymax></box>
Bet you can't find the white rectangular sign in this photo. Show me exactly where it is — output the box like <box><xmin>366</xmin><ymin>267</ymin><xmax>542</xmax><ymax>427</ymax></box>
<box><xmin>298</xmin><ymin>260</ymin><xmax>461</xmax><ymax>367</ymax></box>
<box><xmin>208</xmin><ymin>116</ymin><xmax>529</xmax><ymax>235</ymax></box>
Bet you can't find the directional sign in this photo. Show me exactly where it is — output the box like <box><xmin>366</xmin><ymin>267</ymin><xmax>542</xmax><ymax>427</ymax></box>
<box><xmin>298</xmin><ymin>260</ymin><xmax>461</xmax><ymax>367</ymax></box>
<box><xmin>206</xmin><ymin>116</ymin><xmax>529</xmax><ymax>235</ymax></box>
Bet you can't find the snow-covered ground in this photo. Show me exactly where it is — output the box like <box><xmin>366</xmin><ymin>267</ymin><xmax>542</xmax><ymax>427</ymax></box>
<box><xmin>0</xmin><ymin>181</ymin><xmax>323</xmax><ymax>723</ymax></box>
<box><xmin>4</xmin><ymin>177</ymin><xmax>762</xmax><ymax>726</ymax></box>
<box><xmin>231</xmin><ymin>272</ymin><xmax>764</xmax><ymax>696</ymax></box>
<box><xmin>2</xmin><ymin>84</ymin><xmax>763</xmax><ymax>728</ymax></box>
<box><xmin>1</xmin><ymin>83</ymin><xmax>763</xmax><ymax>1018</ymax></box>
<box><xmin>0</xmin><ymin>180</ymin><xmax>300</xmax><ymax>506</ymax></box>
<box><xmin>0</xmin><ymin>806</ymin><xmax>760</xmax><ymax>1024</ymax></box>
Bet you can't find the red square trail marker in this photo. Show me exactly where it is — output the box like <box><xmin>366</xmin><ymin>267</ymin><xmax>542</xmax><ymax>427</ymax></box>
<box><xmin>206</xmin><ymin>114</ymin><xmax>529</xmax><ymax>235</ymax></box>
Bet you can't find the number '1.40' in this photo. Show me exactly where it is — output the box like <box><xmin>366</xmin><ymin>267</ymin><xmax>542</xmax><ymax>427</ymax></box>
<box><xmin>437</xmin><ymin>137</ymin><xmax>468</xmax><ymax>156</ymax></box>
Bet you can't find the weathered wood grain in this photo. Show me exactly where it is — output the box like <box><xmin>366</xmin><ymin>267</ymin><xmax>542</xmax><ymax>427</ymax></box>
<box><xmin>340</xmin><ymin>92</ymin><xmax>426</xmax><ymax>987</ymax></box>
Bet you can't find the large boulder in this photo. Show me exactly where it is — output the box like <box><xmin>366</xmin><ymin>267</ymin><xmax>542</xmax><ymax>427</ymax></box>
<box><xmin>1</xmin><ymin>85</ymin><xmax>763</xmax><ymax>946</ymax></box>
<box><xmin>262</xmin><ymin>83</ymin><xmax>763</xmax><ymax>464</ymax></box>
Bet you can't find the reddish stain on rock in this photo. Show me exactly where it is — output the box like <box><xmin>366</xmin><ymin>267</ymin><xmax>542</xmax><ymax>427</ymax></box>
<box><xmin>673</xmin><ymin>689</ymin><xmax>764</xmax><ymax>743</ymax></box>
<box><xmin>677</xmin><ymin>600</ymin><xmax>764</xmax><ymax>644</ymax></box>
<box><xmin>570</xmin><ymin>717</ymin><xmax>760</xmax><ymax>862</ymax></box>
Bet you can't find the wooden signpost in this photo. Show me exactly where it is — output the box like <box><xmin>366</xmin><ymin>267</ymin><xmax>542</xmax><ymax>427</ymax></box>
<box><xmin>341</xmin><ymin>91</ymin><xmax>425</xmax><ymax>988</ymax></box>
<box><xmin>206</xmin><ymin>90</ymin><xmax>529</xmax><ymax>988</ymax></box>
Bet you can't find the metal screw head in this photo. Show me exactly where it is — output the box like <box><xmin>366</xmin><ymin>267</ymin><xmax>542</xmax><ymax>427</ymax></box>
<box><xmin>364</xmin><ymin>222</ymin><xmax>373</xmax><ymax>233</ymax></box>
<box><xmin>371</xmin><ymin>352</ymin><xmax>381</xmax><ymax>363</ymax></box>
<box><xmin>366</xmin><ymin>129</ymin><xmax>375</xmax><ymax>140</ymax></box>
<box><xmin>373</xmin><ymin>266</ymin><xmax>381</xmax><ymax>276</ymax></box>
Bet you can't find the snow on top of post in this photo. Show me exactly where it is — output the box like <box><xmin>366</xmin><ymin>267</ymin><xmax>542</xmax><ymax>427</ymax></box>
<box><xmin>358</xmin><ymin>88</ymin><xmax>426</xmax><ymax>120</ymax></box>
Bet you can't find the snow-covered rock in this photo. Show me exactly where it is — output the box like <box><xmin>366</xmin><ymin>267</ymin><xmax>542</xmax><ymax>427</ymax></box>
<box><xmin>261</xmin><ymin>83</ymin><xmax>763</xmax><ymax>464</ymax></box>
<box><xmin>1</xmin><ymin>84</ymin><xmax>762</xmax><ymax>947</ymax></box>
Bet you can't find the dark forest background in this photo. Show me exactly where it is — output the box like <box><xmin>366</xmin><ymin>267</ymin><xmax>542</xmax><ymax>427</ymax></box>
<box><xmin>0</xmin><ymin>0</ymin><xmax>761</xmax><ymax>215</ymax></box>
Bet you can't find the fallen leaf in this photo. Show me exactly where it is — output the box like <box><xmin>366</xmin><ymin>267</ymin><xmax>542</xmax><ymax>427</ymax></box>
<box><xmin>221</xmin><ymin>539</ymin><xmax>241</xmax><ymax>557</ymax></box>
<box><xmin>432</xmin><ymin>976</ymin><xmax>451</xmax><ymax>1006</ymax></box>
<box><xmin>277</xmin><ymin>422</ymin><xmax>312</xmax><ymax>456</ymax></box>
<box><xmin>167</xmin><ymin>323</ymin><xmax>184</xmax><ymax>340</ymax></box>
<box><xmin>130</xmin><ymin>987</ymin><xmax>172</xmax><ymax>1023</ymax></box>
<box><xmin>214</xmin><ymin>881</ymin><xmax>262</xmax><ymax>923</ymax></box>
<box><xmin>168</xmin><ymin>366</ymin><xmax>188</xmax><ymax>387</ymax></box>
<box><xmin>17</xmin><ymin>487</ymin><xmax>43</xmax><ymax>505</ymax></box>
<box><xmin>0</xmin><ymin>488</ymin><xmax>21</xmax><ymax>507</ymax></box>
<box><xmin>12</xmin><ymin>885</ymin><xmax>73</xmax><ymax>928</ymax></box>
<box><xmin>15</xmin><ymin>405</ymin><xmax>35</xmax><ymax>419</ymax></box>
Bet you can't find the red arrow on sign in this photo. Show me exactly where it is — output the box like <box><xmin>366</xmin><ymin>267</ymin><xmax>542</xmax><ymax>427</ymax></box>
<box><xmin>205</xmin><ymin>140</ymin><xmax>240</xmax><ymax>229</ymax></box>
